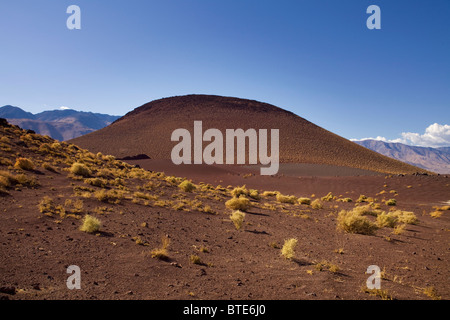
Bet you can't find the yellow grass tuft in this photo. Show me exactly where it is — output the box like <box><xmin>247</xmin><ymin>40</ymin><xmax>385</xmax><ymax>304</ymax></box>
<box><xmin>14</xmin><ymin>157</ymin><xmax>34</xmax><ymax>171</ymax></box>
<box><xmin>337</xmin><ymin>209</ymin><xmax>378</xmax><ymax>235</ymax></box>
<box><xmin>79</xmin><ymin>214</ymin><xmax>102</xmax><ymax>233</ymax></box>
<box><xmin>178</xmin><ymin>180</ymin><xmax>196</xmax><ymax>192</ymax></box>
<box><xmin>230</xmin><ymin>210</ymin><xmax>246</xmax><ymax>230</ymax></box>
<box><xmin>225</xmin><ymin>196</ymin><xmax>250</xmax><ymax>211</ymax></box>
<box><xmin>281</xmin><ymin>238</ymin><xmax>298</xmax><ymax>260</ymax></box>
<box><xmin>70</xmin><ymin>162</ymin><xmax>91</xmax><ymax>177</ymax></box>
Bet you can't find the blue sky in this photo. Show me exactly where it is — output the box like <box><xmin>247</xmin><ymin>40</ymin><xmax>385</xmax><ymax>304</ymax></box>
<box><xmin>0</xmin><ymin>0</ymin><xmax>449</xmax><ymax>146</ymax></box>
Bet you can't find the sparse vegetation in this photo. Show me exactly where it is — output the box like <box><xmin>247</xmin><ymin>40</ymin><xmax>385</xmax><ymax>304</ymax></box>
<box><xmin>385</xmin><ymin>199</ymin><xmax>397</xmax><ymax>206</ymax></box>
<box><xmin>337</xmin><ymin>209</ymin><xmax>378</xmax><ymax>235</ymax></box>
<box><xmin>178</xmin><ymin>180</ymin><xmax>196</xmax><ymax>192</ymax></box>
<box><xmin>14</xmin><ymin>157</ymin><xmax>34</xmax><ymax>171</ymax></box>
<box><xmin>70</xmin><ymin>162</ymin><xmax>91</xmax><ymax>177</ymax></box>
<box><xmin>151</xmin><ymin>236</ymin><xmax>170</xmax><ymax>261</ymax></box>
<box><xmin>276</xmin><ymin>193</ymin><xmax>297</xmax><ymax>204</ymax></box>
<box><xmin>230</xmin><ymin>210</ymin><xmax>246</xmax><ymax>230</ymax></box>
<box><xmin>321</xmin><ymin>192</ymin><xmax>335</xmax><ymax>202</ymax></box>
<box><xmin>79</xmin><ymin>214</ymin><xmax>102</xmax><ymax>233</ymax></box>
<box><xmin>225</xmin><ymin>196</ymin><xmax>250</xmax><ymax>211</ymax></box>
<box><xmin>298</xmin><ymin>197</ymin><xmax>311</xmax><ymax>205</ymax></box>
<box><xmin>281</xmin><ymin>238</ymin><xmax>298</xmax><ymax>260</ymax></box>
<box><xmin>311</xmin><ymin>199</ymin><xmax>323</xmax><ymax>210</ymax></box>
<box><xmin>376</xmin><ymin>211</ymin><xmax>398</xmax><ymax>228</ymax></box>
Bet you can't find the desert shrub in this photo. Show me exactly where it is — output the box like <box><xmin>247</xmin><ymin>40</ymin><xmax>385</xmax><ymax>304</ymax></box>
<box><xmin>70</xmin><ymin>162</ymin><xmax>91</xmax><ymax>177</ymax></box>
<box><xmin>337</xmin><ymin>197</ymin><xmax>352</xmax><ymax>202</ymax></box>
<box><xmin>356</xmin><ymin>195</ymin><xmax>368</xmax><ymax>203</ymax></box>
<box><xmin>337</xmin><ymin>209</ymin><xmax>378</xmax><ymax>235</ymax></box>
<box><xmin>84</xmin><ymin>177</ymin><xmax>107</xmax><ymax>188</ymax></box>
<box><xmin>190</xmin><ymin>255</ymin><xmax>203</xmax><ymax>265</ymax></box>
<box><xmin>96</xmin><ymin>168</ymin><xmax>113</xmax><ymax>179</ymax></box>
<box><xmin>311</xmin><ymin>199</ymin><xmax>323</xmax><ymax>210</ymax></box>
<box><xmin>38</xmin><ymin>196</ymin><xmax>54</xmax><ymax>214</ymax></box>
<box><xmin>42</xmin><ymin>162</ymin><xmax>57</xmax><ymax>172</ymax></box>
<box><xmin>79</xmin><ymin>214</ymin><xmax>102</xmax><ymax>233</ymax></box>
<box><xmin>430</xmin><ymin>211</ymin><xmax>443</xmax><ymax>218</ymax></box>
<box><xmin>151</xmin><ymin>236</ymin><xmax>170</xmax><ymax>261</ymax></box>
<box><xmin>423</xmin><ymin>286</ymin><xmax>441</xmax><ymax>300</ymax></box>
<box><xmin>281</xmin><ymin>238</ymin><xmax>298</xmax><ymax>260</ymax></box>
<box><xmin>321</xmin><ymin>192</ymin><xmax>335</xmax><ymax>201</ymax></box>
<box><xmin>225</xmin><ymin>196</ymin><xmax>250</xmax><ymax>211</ymax></box>
<box><xmin>230</xmin><ymin>210</ymin><xmax>246</xmax><ymax>230</ymax></box>
<box><xmin>276</xmin><ymin>193</ymin><xmax>297</xmax><ymax>204</ymax></box>
<box><xmin>178</xmin><ymin>180</ymin><xmax>196</xmax><ymax>192</ymax></box>
<box><xmin>231</xmin><ymin>185</ymin><xmax>248</xmax><ymax>197</ymax></box>
<box><xmin>0</xmin><ymin>170</ymin><xmax>38</xmax><ymax>190</ymax></box>
<box><xmin>314</xmin><ymin>260</ymin><xmax>340</xmax><ymax>273</ymax></box>
<box><xmin>362</xmin><ymin>287</ymin><xmax>393</xmax><ymax>300</ymax></box>
<box><xmin>353</xmin><ymin>204</ymin><xmax>382</xmax><ymax>217</ymax></box>
<box><xmin>392</xmin><ymin>210</ymin><xmax>418</xmax><ymax>225</ymax></box>
<box><xmin>262</xmin><ymin>191</ymin><xmax>279</xmax><ymax>197</ymax></box>
<box><xmin>0</xmin><ymin>157</ymin><xmax>13</xmax><ymax>166</ymax></box>
<box><xmin>298</xmin><ymin>197</ymin><xmax>311</xmax><ymax>205</ymax></box>
<box><xmin>94</xmin><ymin>189</ymin><xmax>124</xmax><ymax>203</ymax></box>
<box><xmin>385</xmin><ymin>199</ymin><xmax>397</xmax><ymax>206</ymax></box>
<box><xmin>393</xmin><ymin>224</ymin><xmax>406</xmax><ymax>235</ymax></box>
<box><xmin>14</xmin><ymin>157</ymin><xmax>34</xmax><ymax>171</ymax></box>
<box><xmin>376</xmin><ymin>212</ymin><xmax>398</xmax><ymax>228</ymax></box>
<box><xmin>248</xmin><ymin>189</ymin><xmax>260</xmax><ymax>200</ymax></box>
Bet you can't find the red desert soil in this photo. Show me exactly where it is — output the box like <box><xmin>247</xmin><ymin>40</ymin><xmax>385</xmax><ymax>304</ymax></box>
<box><xmin>0</xmin><ymin>119</ymin><xmax>449</xmax><ymax>300</ymax></box>
<box><xmin>70</xmin><ymin>94</ymin><xmax>427</xmax><ymax>175</ymax></box>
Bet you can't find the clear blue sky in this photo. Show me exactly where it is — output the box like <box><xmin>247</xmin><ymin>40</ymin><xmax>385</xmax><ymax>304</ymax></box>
<box><xmin>0</xmin><ymin>0</ymin><xmax>449</xmax><ymax>144</ymax></box>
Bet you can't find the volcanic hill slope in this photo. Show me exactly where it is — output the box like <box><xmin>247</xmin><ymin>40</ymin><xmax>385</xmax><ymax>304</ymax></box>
<box><xmin>0</xmin><ymin>119</ymin><xmax>449</xmax><ymax>300</ymax></box>
<box><xmin>70</xmin><ymin>95</ymin><xmax>425</xmax><ymax>175</ymax></box>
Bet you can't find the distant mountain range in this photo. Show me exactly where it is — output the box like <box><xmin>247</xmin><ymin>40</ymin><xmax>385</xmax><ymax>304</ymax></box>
<box><xmin>354</xmin><ymin>139</ymin><xmax>450</xmax><ymax>174</ymax></box>
<box><xmin>0</xmin><ymin>105</ymin><xmax>120</xmax><ymax>141</ymax></box>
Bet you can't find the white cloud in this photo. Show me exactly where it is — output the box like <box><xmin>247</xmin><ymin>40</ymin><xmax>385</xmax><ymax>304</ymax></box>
<box><xmin>352</xmin><ymin>123</ymin><xmax>450</xmax><ymax>148</ymax></box>
<box><xmin>351</xmin><ymin>136</ymin><xmax>387</xmax><ymax>142</ymax></box>
<box><xmin>59</xmin><ymin>106</ymin><xmax>70</xmax><ymax>110</ymax></box>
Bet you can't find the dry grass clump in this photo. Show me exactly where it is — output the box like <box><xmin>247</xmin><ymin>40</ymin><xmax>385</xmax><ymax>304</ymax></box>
<box><xmin>84</xmin><ymin>177</ymin><xmax>108</xmax><ymax>188</ymax></box>
<box><xmin>79</xmin><ymin>214</ymin><xmax>102</xmax><ymax>233</ymax></box>
<box><xmin>337</xmin><ymin>197</ymin><xmax>352</xmax><ymax>203</ymax></box>
<box><xmin>94</xmin><ymin>189</ymin><xmax>124</xmax><ymax>204</ymax></box>
<box><xmin>0</xmin><ymin>170</ymin><xmax>38</xmax><ymax>195</ymax></box>
<box><xmin>391</xmin><ymin>210</ymin><xmax>418</xmax><ymax>225</ymax></box>
<box><xmin>262</xmin><ymin>191</ymin><xmax>279</xmax><ymax>197</ymax></box>
<box><xmin>362</xmin><ymin>287</ymin><xmax>393</xmax><ymax>300</ymax></box>
<box><xmin>393</xmin><ymin>224</ymin><xmax>406</xmax><ymax>235</ymax></box>
<box><xmin>422</xmin><ymin>286</ymin><xmax>441</xmax><ymax>300</ymax></box>
<box><xmin>281</xmin><ymin>238</ymin><xmax>298</xmax><ymax>260</ymax></box>
<box><xmin>248</xmin><ymin>189</ymin><xmax>260</xmax><ymax>200</ymax></box>
<box><xmin>311</xmin><ymin>199</ymin><xmax>323</xmax><ymax>210</ymax></box>
<box><xmin>151</xmin><ymin>236</ymin><xmax>170</xmax><ymax>261</ymax></box>
<box><xmin>70</xmin><ymin>162</ymin><xmax>91</xmax><ymax>177</ymax></box>
<box><xmin>230</xmin><ymin>210</ymin><xmax>246</xmax><ymax>230</ymax></box>
<box><xmin>231</xmin><ymin>185</ymin><xmax>248</xmax><ymax>197</ymax></box>
<box><xmin>276</xmin><ymin>193</ymin><xmax>297</xmax><ymax>204</ymax></box>
<box><xmin>337</xmin><ymin>209</ymin><xmax>378</xmax><ymax>235</ymax></box>
<box><xmin>190</xmin><ymin>255</ymin><xmax>203</xmax><ymax>265</ymax></box>
<box><xmin>353</xmin><ymin>204</ymin><xmax>382</xmax><ymax>217</ymax></box>
<box><xmin>321</xmin><ymin>192</ymin><xmax>335</xmax><ymax>201</ymax></box>
<box><xmin>376</xmin><ymin>212</ymin><xmax>398</xmax><ymax>228</ymax></box>
<box><xmin>356</xmin><ymin>195</ymin><xmax>368</xmax><ymax>203</ymax></box>
<box><xmin>385</xmin><ymin>199</ymin><xmax>397</xmax><ymax>206</ymax></box>
<box><xmin>298</xmin><ymin>197</ymin><xmax>311</xmax><ymax>205</ymax></box>
<box><xmin>14</xmin><ymin>157</ymin><xmax>34</xmax><ymax>171</ymax></box>
<box><xmin>178</xmin><ymin>180</ymin><xmax>196</xmax><ymax>192</ymax></box>
<box><xmin>42</xmin><ymin>162</ymin><xmax>57</xmax><ymax>172</ymax></box>
<box><xmin>314</xmin><ymin>260</ymin><xmax>340</xmax><ymax>273</ymax></box>
<box><xmin>225</xmin><ymin>196</ymin><xmax>250</xmax><ymax>211</ymax></box>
